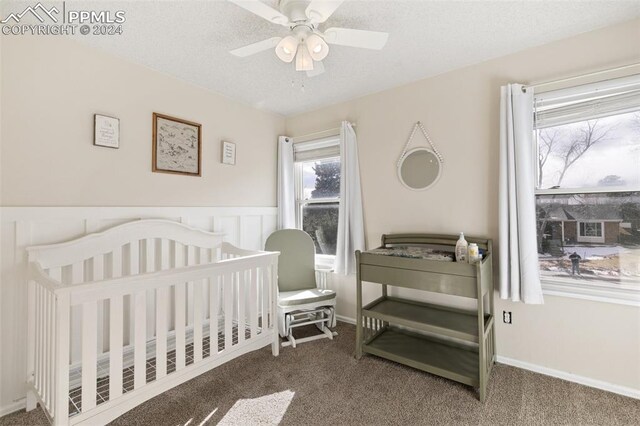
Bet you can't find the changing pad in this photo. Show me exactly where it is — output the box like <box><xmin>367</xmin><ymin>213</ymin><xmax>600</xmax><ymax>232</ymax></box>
<box><xmin>365</xmin><ymin>246</ymin><xmax>454</xmax><ymax>262</ymax></box>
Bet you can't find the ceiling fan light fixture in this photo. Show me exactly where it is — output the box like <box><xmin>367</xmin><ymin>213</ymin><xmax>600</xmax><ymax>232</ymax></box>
<box><xmin>275</xmin><ymin>35</ymin><xmax>298</xmax><ymax>63</ymax></box>
<box><xmin>306</xmin><ymin>34</ymin><xmax>329</xmax><ymax>61</ymax></box>
<box><xmin>295</xmin><ymin>44</ymin><xmax>314</xmax><ymax>71</ymax></box>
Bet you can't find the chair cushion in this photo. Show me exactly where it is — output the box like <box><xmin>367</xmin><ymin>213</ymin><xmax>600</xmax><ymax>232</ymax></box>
<box><xmin>265</xmin><ymin>229</ymin><xmax>317</xmax><ymax>292</ymax></box>
<box><xmin>278</xmin><ymin>288</ymin><xmax>336</xmax><ymax>307</ymax></box>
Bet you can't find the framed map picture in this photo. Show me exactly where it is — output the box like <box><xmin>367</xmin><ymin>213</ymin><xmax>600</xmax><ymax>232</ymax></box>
<box><xmin>152</xmin><ymin>113</ymin><xmax>202</xmax><ymax>176</ymax></box>
<box><xmin>94</xmin><ymin>114</ymin><xmax>120</xmax><ymax>148</ymax></box>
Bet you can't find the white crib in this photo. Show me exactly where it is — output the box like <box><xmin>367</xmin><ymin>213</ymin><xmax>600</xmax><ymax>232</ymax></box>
<box><xmin>25</xmin><ymin>219</ymin><xmax>280</xmax><ymax>425</ymax></box>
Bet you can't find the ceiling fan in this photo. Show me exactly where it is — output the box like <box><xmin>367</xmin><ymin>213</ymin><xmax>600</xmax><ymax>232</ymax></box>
<box><xmin>229</xmin><ymin>0</ymin><xmax>389</xmax><ymax>76</ymax></box>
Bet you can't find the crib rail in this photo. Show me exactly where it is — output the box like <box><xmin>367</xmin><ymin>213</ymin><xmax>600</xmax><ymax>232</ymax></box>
<box><xmin>27</xmin><ymin>246</ymin><xmax>279</xmax><ymax>426</ymax></box>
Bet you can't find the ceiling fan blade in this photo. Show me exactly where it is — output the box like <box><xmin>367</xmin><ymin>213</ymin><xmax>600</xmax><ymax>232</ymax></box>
<box><xmin>307</xmin><ymin>61</ymin><xmax>325</xmax><ymax>77</ymax></box>
<box><xmin>228</xmin><ymin>0</ymin><xmax>290</xmax><ymax>26</ymax></box>
<box><xmin>230</xmin><ymin>37</ymin><xmax>282</xmax><ymax>57</ymax></box>
<box><xmin>305</xmin><ymin>0</ymin><xmax>344</xmax><ymax>23</ymax></box>
<box><xmin>323</xmin><ymin>27</ymin><xmax>389</xmax><ymax>50</ymax></box>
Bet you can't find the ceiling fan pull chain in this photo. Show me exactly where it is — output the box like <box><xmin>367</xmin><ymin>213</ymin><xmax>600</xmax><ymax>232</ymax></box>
<box><xmin>397</xmin><ymin>121</ymin><xmax>444</xmax><ymax>167</ymax></box>
<box><xmin>418</xmin><ymin>121</ymin><xmax>444</xmax><ymax>164</ymax></box>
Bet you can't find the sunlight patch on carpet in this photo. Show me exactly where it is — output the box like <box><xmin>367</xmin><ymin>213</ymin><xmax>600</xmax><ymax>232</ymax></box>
<box><xmin>218</xmin><ymin>391</ymin><xmax>295</xmax><ymax>425</ymax></box>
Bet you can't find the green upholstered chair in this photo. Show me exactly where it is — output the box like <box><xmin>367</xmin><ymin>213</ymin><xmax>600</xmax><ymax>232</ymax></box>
<box><xmin>265</xmin><ymin>229</ymin><xmax>337</xmax><ymax>348</ymax></box>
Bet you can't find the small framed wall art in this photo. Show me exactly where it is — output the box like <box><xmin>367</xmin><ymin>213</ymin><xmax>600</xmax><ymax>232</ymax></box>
<box><xmin>152</xmin><ymin>113</ymin><xmax>202</xmax><ymax>176</ymax></box>
<box><xmin>94</xmin><ymin>114</ymin><xmax>120</xmax><ymax>148</ymax></box>
<box><xmin>221</xmin><ymin>140</ymin><xmax>236</xmax><ymax>165</ymax></box>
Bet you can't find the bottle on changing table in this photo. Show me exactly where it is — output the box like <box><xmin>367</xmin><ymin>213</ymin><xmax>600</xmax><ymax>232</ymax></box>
<box><xmin>468</xmin><ymin>243</ymin><xmax>480</xmax><ymax>263</ymax></box>
<box><xmin>455</xmin><ymin>232</ymin><xmax>468</xmax><ymax>262</ymax></box>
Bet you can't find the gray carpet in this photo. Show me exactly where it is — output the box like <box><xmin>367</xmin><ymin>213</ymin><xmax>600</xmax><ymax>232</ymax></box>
<box><xmin>2</xmin><ymin>322</ymin><xmax>639</xmax><ymax>425</ymax></box>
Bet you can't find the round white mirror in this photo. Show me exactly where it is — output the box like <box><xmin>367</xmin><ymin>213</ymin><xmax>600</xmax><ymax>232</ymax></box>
<box><xmin>398</xmin><ymin>147</ymin><xmax>442</xmax><ymax>191</ymax></box>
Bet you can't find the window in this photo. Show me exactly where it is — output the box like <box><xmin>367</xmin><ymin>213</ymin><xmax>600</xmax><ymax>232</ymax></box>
<box><xmin>579</xmin><ymin>222</ymin><xmax>602</xmax><ymax>238</ymax></box>
<box><xmin>534</xmin><ymin>75</ymin><xmax>640</xmax><ymax>303</ymax></box>
<box><xmin>294</xmin><ymin>137</ymin><xmax>341</xmax><ymax>259</ymax></box>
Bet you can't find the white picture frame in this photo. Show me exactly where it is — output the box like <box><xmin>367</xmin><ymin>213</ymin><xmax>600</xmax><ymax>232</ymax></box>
<box><xmin>222</xmin><ymin>141</ymin><xmax>236</xmax><ymax>165</ymax></box>
<box><xmin>94</xmin><ymin>114</ymin><xmax>120</xmax><ymax>149</ymax></box>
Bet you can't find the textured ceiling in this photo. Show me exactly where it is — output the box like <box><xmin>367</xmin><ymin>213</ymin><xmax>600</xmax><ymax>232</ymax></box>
<box><xmin>5</xmin><ymin>0</ymin><xmax>640</xmax><ymax>115</ymax></box>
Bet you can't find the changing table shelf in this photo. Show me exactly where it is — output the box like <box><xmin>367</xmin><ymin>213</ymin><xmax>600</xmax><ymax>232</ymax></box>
<box><xmin>355</xmin><ymin>233</ymin><xmax>496</xmax><ymax>402</ymax></box>
<box><xmin>363</xmin><ymin>297</ymin><xmax>490</xmax><ymax>343</ymax></box>
<box><xmin>364</xmin><ymin>328</ymin><xmax>479</xmax><ymax>387</ymax></box>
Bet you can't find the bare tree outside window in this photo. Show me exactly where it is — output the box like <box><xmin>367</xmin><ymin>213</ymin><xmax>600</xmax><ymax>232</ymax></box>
<box><xmin>535</xmin><ymin>111</ymin><xmax>640</xmax><ymax>287</ymax></box>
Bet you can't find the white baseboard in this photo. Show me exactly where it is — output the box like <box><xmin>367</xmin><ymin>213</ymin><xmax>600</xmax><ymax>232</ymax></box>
<box><xmin>336</xmin><ymin>314</ymin><xmax>355</xmax><ymax>325</ymax></box>
<box><xmin>0</xmin><ymin>399</ymin><xmax>25</xmax><ymax>418</ymax></box>
<box><xmin>335</xmin><ymin>316</ymin><xmax>638</xmax><ymax>400</ymax></box>
<box><xmin>496</xmin><ymin>356</ymin><xmax>639</xmax><ymax>400</ymax></box>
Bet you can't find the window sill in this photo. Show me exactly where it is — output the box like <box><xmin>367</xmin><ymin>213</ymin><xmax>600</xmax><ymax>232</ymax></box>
<box><xmin>541</xmin><ymin>278</ymin><xmax>640</xmax><ymax>307</ymax></box>
<box><xmin>315</xmin><ymin>254</ymin><xmax>335</xmax><ymax>271</ymax></box>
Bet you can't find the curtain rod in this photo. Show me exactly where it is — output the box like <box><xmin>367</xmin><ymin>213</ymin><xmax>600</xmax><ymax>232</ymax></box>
<box><xmin>291</xmin><ymin>122</ymin><xmax>356</xmax><ymax>142</ymax></box>
<box><xmin>522</xmin><ymin>62</ymin><xmax>640</xmax><ymax>92</ymax></box>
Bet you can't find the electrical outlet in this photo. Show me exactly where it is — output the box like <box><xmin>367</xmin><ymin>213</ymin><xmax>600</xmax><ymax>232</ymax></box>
<box><xmin>503</xmin><ymin>311</ymin><xmax>512</xmax><ymax>324</ymax></box>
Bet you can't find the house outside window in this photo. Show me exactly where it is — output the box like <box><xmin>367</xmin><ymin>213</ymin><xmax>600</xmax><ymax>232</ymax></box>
<box><xmin>533</xmin><ymin>75</ymin><xmax>640</xmax><ymax>304</ymax></box>
<box><xmin>293</xmin><ymin>136</ymin><xmax>341</xmax><ymax>264</ymax></box>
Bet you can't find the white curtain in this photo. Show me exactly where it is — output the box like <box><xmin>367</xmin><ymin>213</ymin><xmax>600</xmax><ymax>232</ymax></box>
<box><xmin>498</xmin><ymin>84</ymin><xmax>544</xmax><ymax>304</ymax></box>
<box><xmin>335</xmin><ymin>122</ymin><xmax>365</xmax><ymax>275</ymax></box>
<box><xmin>277</xmin><ymin>136</ymin><xmax>295</xmax><ymax>229</ymax></box>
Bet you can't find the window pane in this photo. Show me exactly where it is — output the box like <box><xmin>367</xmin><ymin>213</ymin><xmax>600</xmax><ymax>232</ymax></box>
<box><xmin>536</xmin><ymin>111</ymin><xmax>640</xmax><ymax>190</ymax></box>
<box><xmin>302</xmin><ymin>157</ymin><xmax>340</xmax><ymax>200</ymax></box>
<box><xmin>302</xmin><ymin>202</ymin><xmax>339</xmax><ymax>255</ymax></box>
<box><xmin>536</xmin><ymin>192</ymin><xmax>640</xmax><ymax>286</ymax></box>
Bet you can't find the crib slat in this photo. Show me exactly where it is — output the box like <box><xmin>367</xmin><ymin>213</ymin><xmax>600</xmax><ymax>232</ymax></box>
<box><xmin>261</xmin><ymin>267</ymin><xmax>269</xmax><ymax>331</ymax></box>
<box><xmin>209</xmin><ymin>275</ymin><xmax>219</xmax><ymax>355</ymax></box>
<box><xmin>47</xmin><ymin>291</ymin><xmax>55</xmax><ymax>412</ymax></box>
<box><xmin>187</xmin><ymin>245</ymin><xmax>196</xmax><ymax>326</ymax></box>
<box><xmin>174</xmin><ymin>242</ymin><xmax>185</xmax><ymax>268</ymax></box>
<box><xmin>160</xmin><ymin>239</ymin><xmax>170</xmax><ymax>270</ymax></box>
<box><xmin>54</xmin><ymin>293</ymin><xmax>70</xmax><ymax>423</ymax></box>
<box><xmin>237</xmin><ymin>270</ymin><xmax>246</xmax><ymax>344</ymax></box>
<box><xmin>112</xmin><ymin>247</ymin><xmax>123</xmax><ymax>278</ymax></box>
<box><xmin>249</xmin><ymin>268</ymin><xmax>258</xmax><ymax>338</ymax></box>
<box><xmin>156</xmin><ymin>287</ymin><xmax>168</xmax><ymax>379</ymax></box>
<box><xmin>129</xmin><ymin>241</ymin><xmax>140</xmax><ymax>275</ymax></box>
<box><xmin>109</xmin><ymin>295</ymin><xmax>123</xmax><ymax>400</ymax></box>
<box><xmin>193</xmin><ymin>281</ymin><xmax>203</xmax><ymax>362</ymax></box>
<box><xmin>145</xmin><ymin>239</ymin><xmax>156</xmax><ymax>339</ymax></box>
<box><xmin>82</xmin><ymin>301</ymin><xmax>97</xmax><ymax>411</ymax></box>
<box><xmin>38</xmin><ymin>287</ymin><xmax>45</xmax><ymax>398</ymax></box>
<box><xmin>267</xmin><ymin>265</ymin><xmax>280</xmax><ymax>332</ymax></box>
<box><xmin>93</xmin><ymin>255</ymin><xmax>105</xmax><ymax>355</ymax></box>
<box><xmin>224</xmin><ymin>273</ymin><xmax>233</xmax><ymax>350</ymax></box>
<box><xmin>145</xmin><ymin>238</ymin><xmax>155</xmax><ymax>272</ymax></box>
<box><xmin>27</xmin><ymin>281</ymin><xmax>35</xmax><ymax>398</ymax></box>
<box><xmin>71</xmin><ymin>261</ymin><xmax>84</xmax><ymax>283</ymax></box>
<box><xmin>175</xmin><ymin>282</ymin><xmax>186</xmax><ymax>369</ymax></box>
<box><xmin>35</xmin><ymin>286</ymin><xmax>41</xmax><ymax>393</ymax></box>
<box><xmin>42</xmin><ymin>290</ymin><xmax>50</xmax><ymax>406</ymax></box>
<box><xmin>134</xmin><ymin>291</ymin><xmax>146</xmax><ymax>389</ymax></box>
<box><xmin>199</xmin><ymin>248</ymin><xmax>209</xmax><ymax>327</ymax></box>
<box><xmin>128</xmin><ymin>242</ymin><xmax>139</xmax><ymax>348</ymax></box>
<box><xmin>70</xmin><ymin>262</ymin><xmax>84</xmax><ymax>365</ymax></box>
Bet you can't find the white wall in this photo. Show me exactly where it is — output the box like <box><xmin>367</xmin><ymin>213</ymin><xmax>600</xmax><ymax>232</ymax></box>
<box><xmin>0</xmin><ymin>35</ymin><xmax>283</xmax><ymax>414</ymax></box>
<box><xmin>286</xmin><ymin>19</ymin><xmax>640</xmax><ymax>393</ymax></box>
<box><xmin>1</xmin><ymin>36</ymin><xmax>285</xmax><ymax>207</ymax></box>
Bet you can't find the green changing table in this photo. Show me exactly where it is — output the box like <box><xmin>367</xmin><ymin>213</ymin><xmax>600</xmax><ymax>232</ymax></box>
<box><xmin>355</xmin><ymin>233</ymin><xmax>496</xmax><ymax>402</ymax></box>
